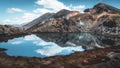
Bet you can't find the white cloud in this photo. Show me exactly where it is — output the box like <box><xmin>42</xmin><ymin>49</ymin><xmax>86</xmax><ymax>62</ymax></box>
<box><xmin>1</xmin><ymin>7</ymin><xmax>55</xmax><ymax>25</ymax></box>
<box><xmin>35</xmin><ymin>0</ymin><xmax>86</xmax><ymax>12</ymax></box>
<box><xmin>33</xmin><ymin>8</ymin><xmax>53</xmax><ymax>13</ymax></box>
<box><xmin>35</xmin><ymin>0</ymin><xmax>69</xmax><ymax>11</ymax></box>
<box><xmin>1</xmin><ymin>8</ymin><xmax>55</xmax><ymax>25</ymax></box>
<box><xmin>3</xmin><ymin>34</ymin><xmax>84</xmax><ymax>57</ymax></box>
<box><xmin>6</xmin><ymin>8</ymin><xmax>25</xmax><ymax>13</ymax></box>
<box><xmin>36</xmin><ymin>43</ymin><xmax>63</xmax><ymax>56</ymax></box>
<box><xmin>1</xmin><ymin>0</ymin><xmax>86</xmax><ymax>25</ymax></box>
<box><xmin>23</xmin><ymin>34</ymin><xmax>84</xmax><ymax>57</ymax></box>
<box><xmin>34</xmin><ymin>40</ymin><xmax>57</xmax><ymax>46</ymax></box>
<box><xmin>24</xmin><ymin>34</ymin><xmax>54</xmax><ymax>46</ymax></box>
<box><xmin>24</xmin><ymin>34</ymin><xmax>40</xmax><ymax>41</ymax></box>
<box><xmin>8</xmin><ymin>41</ymin><xmax>23</xmax><ymax>45</ymax></box>
<box><xmin>1</xmin><ymin>13</ymin><xmax>40</xmax><ymax>25</ymax></box>
<box><xmin>69</xmin><ymin>4</ymin><xmax>86</xmax><ymax>12</ymax></box>
<box><xmin>35</xmin><ymin>43</ymin><xmax>84</xmax><ymax>56</ymax></box>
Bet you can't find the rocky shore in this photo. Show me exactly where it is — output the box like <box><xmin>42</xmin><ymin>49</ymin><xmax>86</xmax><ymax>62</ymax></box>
<box><xmin>0</xmin><ymin>46</ymin><xmax>120</xmax><ymax>68</ymax></box>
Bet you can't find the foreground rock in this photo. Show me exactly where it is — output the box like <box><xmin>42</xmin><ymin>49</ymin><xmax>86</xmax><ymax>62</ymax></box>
<box><xmin>0</xmin><ymin>46</ymin><xmax>120</xmax><ymax>68</ymax></box>
<box><xmin>83</xmin><ymin>49</ymin><xmax>120</xmax><ymax>68</ymax></box>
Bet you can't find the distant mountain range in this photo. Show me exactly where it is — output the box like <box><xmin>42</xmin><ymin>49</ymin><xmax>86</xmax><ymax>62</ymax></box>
<box><xmin>0</xmin><ymin>3</ymin><xmax>120</xmax><ymax>36</ymax></box>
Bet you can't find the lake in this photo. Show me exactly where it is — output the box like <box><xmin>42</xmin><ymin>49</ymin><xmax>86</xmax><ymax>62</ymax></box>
<box><xmin>0</xmin><ymin>33</ymin><xmax>120</xmax><ymax>58</ymax></box>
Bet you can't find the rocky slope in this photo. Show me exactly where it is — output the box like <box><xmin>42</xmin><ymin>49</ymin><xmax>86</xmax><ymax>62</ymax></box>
<box><xmin>32</xmin><ymin>17</ymin><xmax>81</xmax><ymax>32</ymax></box>
<box><xmin>0</xmin><ymin>25</ymin><xmax>24</xmax><ymax>36</ymax></box>
<box><xmin>23</xmin><ymin>13</ymin><xmax>55</xmax><ymax>31</ymax></box>
<box><xmin>25</xmin><ymin>3</ymin><xmax>120</xmax><ymax>34</ymax></box>
<box><xmin>25</xmin><ymin>9</ymin><xmax>81</xmax><ymax>32</ymax></box>
<box><xmin>91</xmin><ymin>14</ymin><xmax>120</xmax><ymax>35</ymax></box>
<box><xmin>53</xmin><ymin>9</ymin><xmax>72</xmax><ymax>18</ymax></box>
<box><xmin>0</xmin><ymin>3</ymin><xmax>120</xmax><ymax>36</ymax></box>
<box><xmin>84</xmin><ymin>3</ymin><xmax>120</xmax><ymax>14</ymax></box>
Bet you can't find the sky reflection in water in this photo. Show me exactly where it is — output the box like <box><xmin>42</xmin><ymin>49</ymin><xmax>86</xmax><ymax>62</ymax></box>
<box><xmin>0</xmin><ymin>34</ymin><xmax>84</xmax><ymax>58</ymax></box>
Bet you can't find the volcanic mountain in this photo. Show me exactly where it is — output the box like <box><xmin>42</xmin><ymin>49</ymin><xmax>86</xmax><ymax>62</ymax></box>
<box><xmin>23</xmin><ymin>13</ymin><xmax>55</xmax><ymax>30</ymax></box>
<box><xmin>0</xmin><ymin>3</ymin><xmax>120</xmax><ymax>36</ymax></box>
<box><xmin>24</xmin><ymin>9</ymin><xmax>81</xmax><ymax>32</ymax></box>
<box><xmin>24</xmin><ymin>3</ymin><xmax>120</xmax><ymax>33</ymax></box>
<box><xmin>84</xmin><ymin>3</ymin><xmax>120</xmax><ymax>14</ymax></box>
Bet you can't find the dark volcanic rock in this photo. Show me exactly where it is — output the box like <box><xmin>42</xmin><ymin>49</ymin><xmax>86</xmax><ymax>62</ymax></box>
<box><xmin>83</xmin><ymin>50</ymin><xmax>120</xmax><ymax>68</ymax></box>
<box><xmin>0</xmin><ymin>48</ymin><xmax>7</xmax><ymax>52</ymax></box>
<box><xmin>107</xmin><ymin>50</ymin><xmax>120</xmax><ymax>60</ymax></box>
<box><xmin>0</xmin><ymin>25</ymin><xmax>23</xmax><ymax>36</ymax></box>
<box><xmin>91</xmin><ymin>15</ymin><xmax>120</xmax><ymax>36</ymax></box>
<box><xmin>32</xmin><ymin>17</ymin><xmax>81</xmax><ymax>32</ymax></box>
<box><xmin>70</xmin><ymin>14</ymin><xmax>95</xmax><ymax>32</ymax></box>
<box><xmin>85</xmin><ymin>3</ymin><xmax>120</xmax><ymax>14</ymax></box>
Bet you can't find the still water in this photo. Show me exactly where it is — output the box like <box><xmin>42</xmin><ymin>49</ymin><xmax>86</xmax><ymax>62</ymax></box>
<box><xmin>0</xmin><ymin>33</ymin><xmax>120</xmax><ymax>58</ymax></box>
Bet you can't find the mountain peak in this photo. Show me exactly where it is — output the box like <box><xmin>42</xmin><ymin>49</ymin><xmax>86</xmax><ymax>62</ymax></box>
<box><xmin>84</xmin><ymin>3</ymin><xmax>120</xmax><ymax>14</ymax></box>
<box><xmin>95</xmin><ymin>3</ymin><xmax>106</xmax><ymax>6</ymax></box>
<box><xmin>53</xmin><ymin>9</ymin><xmax>71</xmax><ymax>18</ymax></box>
<box><xmin>94</xmin><ymin>3</ymin><xmax>111</xmax><ymax>8</ymax></box>
<box><xmin>58</xmin><ymin>9</ymin><xmax>70</xmax><ymax>13</ymax></box>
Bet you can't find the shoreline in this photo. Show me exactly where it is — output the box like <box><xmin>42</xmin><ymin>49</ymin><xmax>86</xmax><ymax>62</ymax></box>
<box><xmin>0</xmin><ymin>46</ymin><xmax>120</xmax><ymax>68</ymax></box>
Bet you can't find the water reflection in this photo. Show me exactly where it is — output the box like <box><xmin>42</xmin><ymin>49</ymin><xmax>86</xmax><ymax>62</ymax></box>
<box><xmin>36</xmin><ymin>33</ymin><xmax>120</xmax><ymax>50</ymax></box>
<box><xmin>0</xmin><ymin>33</ymin><xmax>120</xmax><ymax>58</ymax></box>
<box><xmin>0</xmin><ymin>34</ymin><xmax>84</xmax><ymax>58</ymax></box>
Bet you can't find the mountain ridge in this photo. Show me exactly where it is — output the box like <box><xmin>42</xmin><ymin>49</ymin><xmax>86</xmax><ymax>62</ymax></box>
<box><xmin>0</xmin><ymin>3</ymin><xmax>120</xmax><ymax>36</ymax></box>
<box><xmin>84</xmin><ymin>3</ymin><xmax>120</xmax><ymax>14</ymax></box>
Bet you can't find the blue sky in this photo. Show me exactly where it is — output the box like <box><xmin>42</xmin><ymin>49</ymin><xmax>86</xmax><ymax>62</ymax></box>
<box><xmin>0</xmin><ymin>0</ymin><xmax>120</xmax><ymax>25</ymax></box>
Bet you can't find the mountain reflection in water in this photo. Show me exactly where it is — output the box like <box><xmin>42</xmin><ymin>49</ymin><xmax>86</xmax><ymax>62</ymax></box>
<box><xmin>0</xmin><ymin>33</ymin><xmax>120</xmax><ymax>58</ymax></box>
<box><xmin>36</xmin><ymin>33</ymin><xmax>120</xmax><ymax>49</ymax></box>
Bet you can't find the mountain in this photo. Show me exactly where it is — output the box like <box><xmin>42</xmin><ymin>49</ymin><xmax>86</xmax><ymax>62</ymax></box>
<box><xmin>53</xmin><ymin>9</ymin><xmax>72</xmax><ymax>18</ymax></box>
<box><xmin>91</xmin><ymin>14</ymin><xmax>120</xmax><ymax>35</ymax></box>
<box><xmin>83</xmin><ymin>3</ymin><xmax>120</xmax><ymax>36</ymax></box>
<box><xmin>84</xmin><ymin>3</ymin><xmax>120</xmax><ymax>14</ymax></box>
<box><xmin>23</xmin><ymin>3</ymin><xmax>120</xmax><ymax>32</ymax></box>
<box><xmin>24</xmin><ymin>9</ymin><xmax>81</xmax><ymax>32</ymax></box>
<box><xmin>0</xmin><ymin>3</ymin><xmax>120</xmax><ymax>36</ymax></box>
<box><xmin>23</xmin><ymin>9</ymin><xmax>76</xmax><ymax>31</ymax></box>
<box><xmin>23</xmin><ymin>13</ymin><xmax>55</xmax><ymax>30</ymax></box>
<box><xmin>0</xmin><ymin>25</ymin><xmax>23</xmax><ymax>35</ymax></box>
<box><xmin>32</xmin><ymin>17</ymin><xmax>81</xmax><ymax>32</ymax></box>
